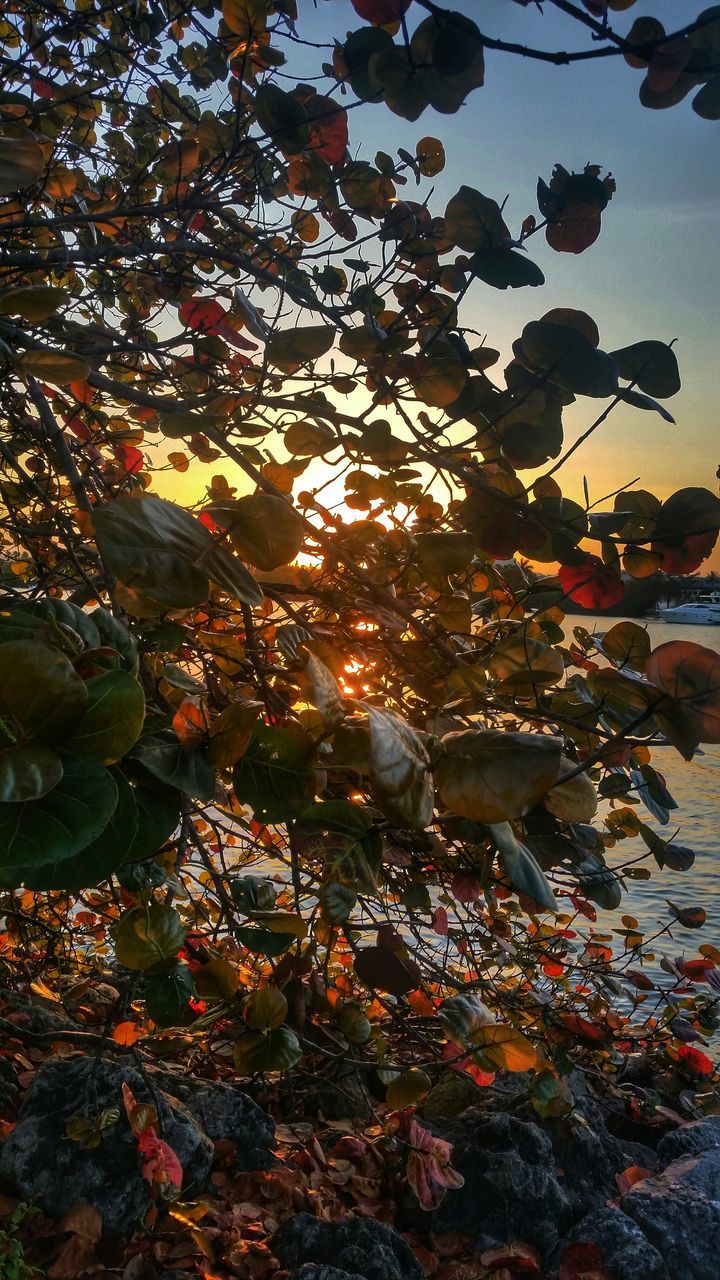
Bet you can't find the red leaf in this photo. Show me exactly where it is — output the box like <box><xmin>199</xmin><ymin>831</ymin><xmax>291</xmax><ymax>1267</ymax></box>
<box><xmin>214</xmin><ymin>320</ymin><xmax>259</xmax><ymax>351</ymax></box>
<box><xmin>559</xmin><ymin>1241</ymin><xmax>610</xmax><ymax>1280</ymax></box>
<box><xmin>114</xmin><ymin>443</ymin><xmax>144</xmax><ymax>475</ymax></box>
<box><xmin>546</xmin><ymin>202</ymin><xmax>602</xmax><ymax>254</ymax></box>
<box><xmin>450</xmin><ymin>873</ymin><xmax>481</xmax><ymax>904</ymax></box>
<box><xmin>616</xmin><ymin>1165</ymin><xmax>653</xmax><ymax>1195</ymax></box>
<box><xmin>677</xmin><ymin>1045</ymin><xmax>714</xmax><ymax>1076</ymax></box>
<box><xmin>677</xmin><ymin>958</ymin><xmax>714</xmax><ymax>982</ymax></box>
<box><xmin>137</xmin><ymin>1131</ymin><xmax>183</xmax><ymax>1189</ymax></box>
<box><xmin>351</xmin><ymin>0</ymin><xmax>412</xmax><ymax>25</ymax></box>
<box><xmin>653</xmin><ymin>529</ymin><xmax>718</xmax><ymax>574</ymax></box>
<box><xmin>480</xmin><ymin>1242</ymin><xmax>541</xmax><ymax>1272</ymax></box>
<box><xmin>179</xmin><ymin>297</ymin><xmax>227</xmax><ymax>335</ymax></box>
<box><xmin>558</xmin><ymin>556</ymin><xmax>624</xmax><ymax>610</ymax></box>
<box><xmin>431</xmin><ymin>907</ymin><xmax>449</xmax><ymax>936</ymax></box>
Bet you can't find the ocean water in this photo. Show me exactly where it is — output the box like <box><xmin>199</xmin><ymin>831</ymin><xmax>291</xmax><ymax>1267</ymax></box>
<box><xmin>567</xmin><ymin>615</ymin><xmax>720</xmax><ymax>954</ymax></box>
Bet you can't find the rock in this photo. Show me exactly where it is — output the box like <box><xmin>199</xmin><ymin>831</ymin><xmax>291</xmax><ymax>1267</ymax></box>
<box><xmin>622</xmin><ymin>1154</ymin><xmax>720</xmax><ymax>1280</ymax></box>
<box><xmin>546</xmin><ymin>1113</ymin><xmax>655</xmax><ymax>1222</ymax></box>
<box><xmin>558</xmin><ymin>1207</ymin><xmax>670</xmax><ymax>1280</ymax></box>
<box><xmin>0</xmin><ymin>1057</ymin><xmax>213</xmax><ymax>1237</ymax></box>
<box><xmin>288</xmin><ymin>1269</ymin><xmax>365</xmax><ymax>1280</ymax></box>
<box><xmin>148</xmin><ymin>1066</ymin><xmax>275</xmax><ymax>1170</ymax></box>
<box><xmin>657</xmin><ymin>1117</ymin><xmax>720</xmax><ymax>1166</ymax></box>
<box><xmin>430</xmin><ymin>1111</ymin><xmax>569</xmax><ymax>1253</ymax></box>
<box><xmin>272</xmin><ymin>1213</ymin><xmax>421</xmax><ymax>1280</ymax></box>
<box><xmin>294</xmin><ymin>1068</ymin><xmax>372</xmax><ymax>1121</ymax></box>
<box><xmin>0</xmin><ymin>987</ymin><xmax>79</xmax><ymax>1034</ymax></box>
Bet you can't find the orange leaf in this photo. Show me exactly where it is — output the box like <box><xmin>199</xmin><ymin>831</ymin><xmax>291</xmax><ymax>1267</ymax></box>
<box><xmin>112</xmin><ymin>1021</ymin><xmax>143</xmax><ymax>1046</ymax></box>
<box><xmin>69</xmin><ymin>379</ymin><xmax>94</xmax><ymax>404</ymax></box>
<box><xmin>172</xmin><ymin>696</ymin><xmax>207</xmax><ymax>746</ymax></box>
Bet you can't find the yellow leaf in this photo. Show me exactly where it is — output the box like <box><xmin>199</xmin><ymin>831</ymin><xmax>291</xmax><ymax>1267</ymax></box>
<box><xmin>472</xmin><ymin>1024</ymin><xmax>537</xmax><ymax>1073</ymax></box>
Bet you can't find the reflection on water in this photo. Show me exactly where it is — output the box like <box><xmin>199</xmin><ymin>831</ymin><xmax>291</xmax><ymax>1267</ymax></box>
<box><xmin>568</xmin><ymin>615</ymin><xmax>720</xmax><ymax>954</ymax></box>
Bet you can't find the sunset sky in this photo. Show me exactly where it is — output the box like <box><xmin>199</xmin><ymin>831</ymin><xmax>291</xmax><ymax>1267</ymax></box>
<box><xmin>161</xmin><ymin>0</ymin><xmax>720</xmax><ymax>564</ymax></box>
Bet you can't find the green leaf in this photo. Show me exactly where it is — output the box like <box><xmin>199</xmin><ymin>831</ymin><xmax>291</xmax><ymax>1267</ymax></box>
<box><xmin>439</xmin><ymin>993</ymin><xmax>494</xmax><ymax>1044</ymax></box>
<box><xmin>0</xmin><ymin>640</ymin><xmax>88</xmax><ymax>745</ymax></box>
<box><xmin>132</xmin><ymin>732</ymin><xmax>215</xmax><ymax>801</ymax></box>
<box><xmin>146</xmin><ymin>962</ymin><xmax>195</xmax><ymax>1027</ymax></box>
<box><xmin>126</xmin><ymin>777</ymin><xmax>180</xmax><ymax>858</ymax></box>
<box><xmin>386</xmin><ymin>1068</ymin><xmax>432</xmax><ymax>1110</ymax></box>
<box><xmin>66</xmin><ymin>670</ymin><xmax>145</xmax><ymax>763</ymax></box>
<box><xmin>468</xmin><ymin>249</ymin><xmax>544</xmax><ymax>290</ymax></box>
<box><xmin>210</xmin><ymin>494</ymin><xmax>305</xmax><ymax>571</ymax></box>
<box><xmin>235</xmin><ymin>924</ymin><xmax>298</xmax><ymax>956</ymax></box>
<box><xmin>337</xmin><ymin>1001</ymin><xmax>371</xmax><ymax>1045</ymax></box>
<box><xmin>298</xmin><ymin>800</ymin><xmax>381</xmax><ymax>894</ymax></box>
<box><xmin>530</xmin><ymin>1070</ymin><xmax>574</xmax><ymax>1120</ymax></box>
<box><xmin>233</xmin><ymin>1027</ymin><xmax>302</xmax><ymax>1073</ymax></box>
<box><xmin>618</xmin><ymin>387</ymin><xmax>676</xmax><ymax>423</ymax></box>
<box><xmin>265</xmin><ymin>325</ymin><xmax>336</xmax><ymax>373</ymax></box>
<box><xmin>0</xmin><ymin>285</ymin><xmax>68</xmax><ymax>322</ymax></box>
<box><xmin>0</xmin><ymin>755</ymin><xmax>118</xmax><ymax>874</ymax></box>
<box><xmin>415</xmin><ymin>532</ymin><xmax>475</xmax><ymax>576</ymax></box>
<box><xmin>93</xmin><ymin>495</ymin><xmax>263</xmax><ymax>610</ymax></box>
<box><xmin>232</xmin><ymin>722</ymin><xmax>316</xmax><ymax>824</ymax></box>
<box><xmin>444</xmin><ymin>185</ymin><xmax>508</xmax><ymax>251</ymax></box>
<box><xmin>489</xmin><ymin>822</ymin><xmax>557</xmax><ymax>912</ymax></box>
<box><xmin>521</xmin><ymin>321</ymin><xmax>619</xmax><ymax>397</ymax></box>
<box><xmin>319</xmin><ymin>880</ymin><xmax>356</xmax><ymax>924</ymax></box>
<box><xmin>21</xmin><ymin>767</ymin><xmax>138</xmax><ymax>891</ymax></box>
<box><xmin>436</xmin><ymin>729</ymin><xmax>562</xmax><ymax>823</ymax></box>
<box><xmin>693</xmin><ymin>75</ymin><xmax>720</xmax><ymax>121</ymax></box>
<box><xmin>255</xmin><ymin>83</ymin><xmax>309</xmax><ymax>155</ymax></box>
<box><xmin>244</xmin><ymin>986</ymin><xmax>287</xmax><ymax>1030</ymax></box>
<box><xmin>0</xmin><ymin>745</ymin><xmax>63</xmax><ymax>803</ymax></box>
<box><xmin>231</xmin><ymin>874</ymin><xmax>277</xmax><ymax>913</ymax></box>
<box><xmin>112</xmin><ymin>903</ymin><xmax>186</xmax><ymax>970</ymax></box>
<box><xmin>368</xmin><ymin>707</ymin><xmax>434</xmax><ymax>830</ymax></box>
<box><xmin>596</xmin><ymin>622</ymin><xmax>649</xmax><ymax>674</ymax></box>
<box><xmin>608</xmin><ymin>340</ymin><xmax>681</xmax><ymax>398</ymax></box>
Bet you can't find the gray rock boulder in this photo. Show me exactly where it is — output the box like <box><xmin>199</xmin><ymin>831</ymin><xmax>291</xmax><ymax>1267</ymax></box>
<box><xmin>0</xmin><ymin>1056</ymin><xmax>213</xmax><ymax>1237</ymax></box>
<box><xmin>431</xmin><ymin>1111</ymin><xmax>570</xmax><ymax>1253</ymax></box>
<box><xmin>272</xmin><ymin>1213</ymin><xmax>421</xmax><ymax>1280</ymax></box>
<box><xmin>288</xmin><ymin>1269</ymin><xmax>365</xmax><ymax>1280</ymax></box>
<box><xmin>148</xmin><ymin>1066</ymin><xmax>275</xmax><ymax>1170</ymax></box>
<box><xmin>621</xmin><ymin>1153</ymin><xmax>720</xmax><ymax>1280</ymax></box>
<box><xmin>657</xmin><ymin>1117</ymin><xmax>720</xmax><ymax>1166</ymax></box>
<box><xmin>559</xmin><ymin>1207</ymin><xmax>670</xmax><ymax>1280</ymax></box>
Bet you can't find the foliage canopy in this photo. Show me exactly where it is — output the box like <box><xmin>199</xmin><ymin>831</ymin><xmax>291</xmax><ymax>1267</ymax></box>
<box><xmin>1</xmin><ymin>0</ymin><xmax>720</xmax><ymax>1133</ymax></box>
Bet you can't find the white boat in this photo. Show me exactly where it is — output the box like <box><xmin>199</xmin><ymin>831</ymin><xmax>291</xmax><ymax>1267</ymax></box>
<box><xmin>659</xmin><ymin>592</ymin><xmax>720</xmax><ymax>625</ymax></box>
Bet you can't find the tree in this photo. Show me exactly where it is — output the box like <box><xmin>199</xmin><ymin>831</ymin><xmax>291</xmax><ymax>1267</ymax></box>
<box><xmin>0</xmin><ymin>0</ymin><xmax>719</xmax><ymax>1144</ymax></box>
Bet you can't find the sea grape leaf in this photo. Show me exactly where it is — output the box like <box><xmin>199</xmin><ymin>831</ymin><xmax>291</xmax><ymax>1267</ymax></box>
<box><xmin>0</xmin><ymin>640</ymin><xmax>88</xmax><ymax>746</ymax></box>
<box><xmin>436</xmin><ymin>729</ymin><xmax>562</xmax><ymax>823</ymax></box>
<box><xmin>66</xmin><ymin>670</ymin><xmax>145</xmax><ymax>763</ymax></box>
<box><xmin>0</xmin><ymin>745</ymin><xmax>63</xmax><ymax>804</ymax></box>
<box><xmin>368</xmin><ymin>707</ymin><xmax>434</xmax><ymax>830</ymax></box>
<box><xmin>489</xmin><ymin>822</ymin><xmax>558</xmax><ymax>912</ymax></box>
<box><xmin>0</xmin><ymin>755</ymin><xmax>117</xmax><ymax>875</ymax></box>
<box><xmin>233</xmin><ymin>722</ymin><xmax>316</xmax><ymax>823</ymax></box>
<box><xmin>112</xmin><ymin>904</ymin><xmax>186</xmax><ymax>970</ymax></box>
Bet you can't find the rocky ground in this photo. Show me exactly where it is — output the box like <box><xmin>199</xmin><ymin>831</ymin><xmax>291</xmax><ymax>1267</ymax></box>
<box><xmin>1</xmin><ymin>989</ymin><xmax>719</xmax><ymax>1280</ymax></box>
